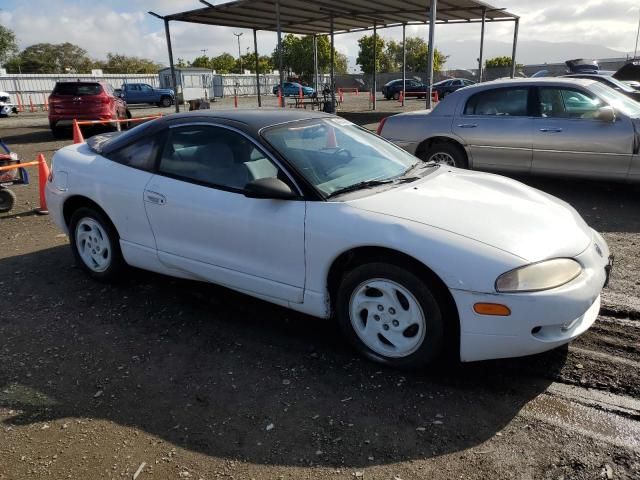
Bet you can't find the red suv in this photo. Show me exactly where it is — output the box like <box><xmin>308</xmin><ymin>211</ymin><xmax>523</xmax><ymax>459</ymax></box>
<box><xmin>48</xmin><ymin>81</ymin><xmax>129</xmax><ymax>138</ymax></box>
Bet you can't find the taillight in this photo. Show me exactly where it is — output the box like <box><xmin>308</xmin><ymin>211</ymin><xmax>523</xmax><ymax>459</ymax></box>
<box><xmin>376</xmin><ymin>116</ymin><xmax>388</xmax><ymax>135</ymax></box>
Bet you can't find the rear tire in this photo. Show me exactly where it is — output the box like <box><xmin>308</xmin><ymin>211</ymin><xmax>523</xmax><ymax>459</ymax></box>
<box><xmin>421</xmin><ymin>142</ymin><xmax>468</xmax><ymax>169</ymax></box>
<box><xmin>393</xmin><ymin>92</ymin><xmax>400</xmax><ymax>100</ymax></box>
<box><xmin>69</xmin><ymin>207</ymin><xmax>126</xmax><ymax>282</ymax></box>
<box><xmin>0</xmin><ymin>188</ymin><xmax>16</xmax><ymax>213</ymax></box>
<box><xmin>336</xmin><ymin>262</ymin><xmax>445</xmax><ymax>369</ymax></box>
<box><xmin>50</xmin><ymin>122</ymin><xmax>65</xmax><ymax>139</ymax></box>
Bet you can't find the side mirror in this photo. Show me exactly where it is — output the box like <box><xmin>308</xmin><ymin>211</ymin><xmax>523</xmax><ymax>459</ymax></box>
<box><xmin>595</xmin><ymin>105</ymin><xmax>616</xmax><ymax>123</ymax></box>
<box><xmin>244</xmin><ymin>177</ymin><xmax>298</xmax><ymax>200</ymax></box>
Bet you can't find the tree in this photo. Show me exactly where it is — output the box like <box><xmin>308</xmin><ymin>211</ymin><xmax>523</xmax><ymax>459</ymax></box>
<box><xmin>485</xmin><ymin>56</ymin><xmax>513</xmax><ymax>68</ymax></box>
<box><xmin>356</xmin><ymin>34</ymin><xmax>387</xmax><ymax>74</ymax></box>
<box><xmin>372</xmin><ymin>36</ymin><xmax>447</xmax><ymax>73</ymax></box>
<box><xmin>176</xmin><ymin>58</ymin><xmax>189</xmax><ymax>68</ymax></box>
<box><xmin>210</xmin><ymin>53</ymin><xmax>236</xmax><ymax>73</ymax></box>
<box><xmin>6</xmin><ymin>42</ymin><xmax>93</xmax><ymax>73</ymax></box>
<box><xmin>238</xmin><ymin>53</ymin><xmax>273</xmax><ymax>74</ymax></box>
<box><xmin>97</xmin><ymin>53</ymin><xmax>161</xmax><ymax>74</ymax></box>
<box><xmin>271</xmin><ymin>34</ymin><xmax>347</xmax><ymax>79</ymax></box>
<box><xmin>190</xmin><ymin>55</ymin><xmax>211</xmax><ymax>69</ymax></box>
<box><xmin>0</xmin><ymin>25</ymin><xmax>18</xmax><ymax>67</ymax></box>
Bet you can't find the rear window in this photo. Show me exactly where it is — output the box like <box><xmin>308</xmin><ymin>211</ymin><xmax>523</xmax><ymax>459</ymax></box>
<box><xmin>52</xmin><ymin>82</ymin><xmax>103</xmax><ymax>96</ymax></box>
<box><xmin>464</xmin><ymin>88</ymin><xmax>529</xmax><ymax>116</ymax></box>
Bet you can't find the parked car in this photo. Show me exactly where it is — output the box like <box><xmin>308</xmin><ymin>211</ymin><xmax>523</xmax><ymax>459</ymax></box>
<box><xmin>431</xmin><ymin>78</ymin><xmax>476</xmax><ymax>99</ymax></box>
<box><xmin>382</xmin><ymin>79</ymin><xmax>428</xmax><ymax>100</ymax></box>
<box><xmin>48</xmin><ymin>81</ymin><xmax>129</xmax><ymax>138</ymax></box>
<box><xmin>46</xmin><ymin>110</ymin><xmax>612</xmax><ymax>368</ymax></box>
<box><xmin>0</xmin><ymin>92</ymin><xmax>18</xmax><ymax>117</ymax></box>
<box><xmin>378</xmin><ymin>78</ymin><xmax>640</xmax><ymax>183</ymax></box>
<box><xmin>562</xmin><ymin>74</ymin><xmax>640</xmax><ymax>102</ymax></box>
<box><xmin>272</xmin><ymin>82</ymin><xmax>315</xmax><ymax>97</ymax></box>
<box><xmin>120</xmin><ymin>83</ymin><xmax>175</xmax><ymax>107</ymax></box>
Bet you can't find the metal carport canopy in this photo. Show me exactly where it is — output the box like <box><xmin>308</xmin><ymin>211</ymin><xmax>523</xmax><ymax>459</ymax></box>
<box><xmin>165</xmin><ymin>0</ymin><xmax>518</xmax><ymax>33</ymax></box>
<box><xmin>156</xmin><ymin>0</ymin><xmax>519</xmax><ymax>113</ymax></box>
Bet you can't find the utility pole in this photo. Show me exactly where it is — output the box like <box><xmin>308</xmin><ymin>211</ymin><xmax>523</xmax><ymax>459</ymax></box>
<box><xmin>234</xmin><ymin>32</ymin><xmax>243</xmax><ymax>73</ymax></box>
<box><xmin>635</xmin><ymin>9</ymin><xmax>640</xmax><ymax>59</ymax></box>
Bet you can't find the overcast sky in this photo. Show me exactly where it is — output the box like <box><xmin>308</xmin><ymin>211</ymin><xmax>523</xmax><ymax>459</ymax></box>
<box><xmin>1</xmin><ymin>0</ymin><xmax>640</xmax><ymax>70</ymax></box>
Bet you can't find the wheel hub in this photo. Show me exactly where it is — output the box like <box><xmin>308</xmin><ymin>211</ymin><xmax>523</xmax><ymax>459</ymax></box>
<box><xmin>349</xmin><ymin>279</ymin><xmax>426</xmax><ymax>358</ymax></box>
<box><xmin>75</xmin><ymin>217</ymin><xmax>112</xmax><ymax>273</ymax></box>
<box><xmin>429</xmin><ymin>152</ymin><xmax>456</xmax><ymax>167</ymax></box>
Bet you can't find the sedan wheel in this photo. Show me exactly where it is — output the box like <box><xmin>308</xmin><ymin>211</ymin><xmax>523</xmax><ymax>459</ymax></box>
<box><xmin>70</xmin><ymin>207</ymin><xmax>125</xmax><ymax>281</ymax></box>
<box><xmin>393</xmin><ymin>92</ymin><xmax>400</xmax><ymax>100</ymax></box>
<box><xmin>337</xmin><ymin>263</ymin><xmax>444</xmax><ymax>369</ymax></box>
<box><xmin>422</xmin><ymin>143</ymin><xmax>468</xmax><ymax>169</ymax></box>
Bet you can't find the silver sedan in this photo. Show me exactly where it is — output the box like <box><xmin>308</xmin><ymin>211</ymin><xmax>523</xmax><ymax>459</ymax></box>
<box><xmin>378</xmin><ymin>78</ymin><xmax>640</xmax><ymax>182</ymax></box>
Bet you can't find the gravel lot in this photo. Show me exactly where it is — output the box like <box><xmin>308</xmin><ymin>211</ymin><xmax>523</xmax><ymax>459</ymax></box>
<box><xmin>1</xmin><ymin>99</ymin><xmax>639</xmax><ymax>479</ymax></box>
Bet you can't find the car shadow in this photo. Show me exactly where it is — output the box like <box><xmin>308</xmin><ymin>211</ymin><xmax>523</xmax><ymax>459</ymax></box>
<box><xmin>505</xmin><ymin>174</ymin><xmax>640</xmax><ymax>234</ymax></box>
<box><xmin>0</xmin><ymin>246</ymin><xmax>565</xmax><ymax>467</ymax></box>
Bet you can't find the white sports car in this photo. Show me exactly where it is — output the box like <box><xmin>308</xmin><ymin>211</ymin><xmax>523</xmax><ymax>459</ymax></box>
<box><xmin>46</xmin><ymin>110</ymin><xmax>613</xmax><ymax>368</ymax></box>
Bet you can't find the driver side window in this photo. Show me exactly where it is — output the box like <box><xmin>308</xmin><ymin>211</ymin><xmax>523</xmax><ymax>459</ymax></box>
<box><xmin>158</xmin><ymin>125</ymin><xmax>281</xmax><ymax>191</ymax></box>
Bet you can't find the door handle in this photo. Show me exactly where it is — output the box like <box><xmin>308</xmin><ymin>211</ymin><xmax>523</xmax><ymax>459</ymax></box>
<box><xmin>144</xmin><ymin>190</ymin><xmax>166</xmax><ymax>205</ymax></box>
<box><xmin>539</xmin><ymin>127</ymin><xmax>563</xmax><ymax>133</ymax></box>
<box><xmin>457</xmin><ymin>123</ymin><xmax>478</xmax><ymax>128</ymax></box>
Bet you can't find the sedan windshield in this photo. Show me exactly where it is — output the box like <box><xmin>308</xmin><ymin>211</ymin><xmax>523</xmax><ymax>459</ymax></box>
<box><xmin>262</xmin><ymin>118</ymin><xmax>421</xmax><ymax>197</ymax></box>
<box><xmin>590</xmin><ymin>82</ymin><xmax>640</xmax><ymax>117</ymax></box>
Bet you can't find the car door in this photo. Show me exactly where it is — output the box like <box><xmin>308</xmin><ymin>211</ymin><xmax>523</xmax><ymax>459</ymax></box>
<box><xmin>143</xmin><ymin>123</ymin><xmax>306</xmax><ymax>303</ymax></box>
<box><xmin>140</xmin><ymin>84</ymin><xmax>154</xmax><ymax>103</ymax></box>
<box><xmin>452</xmin><ymin>86</ymin><xmax>533</xmax><ymax>173</ymax></box>
<box><xmin>532</xmin><ymin>86</ymin><xmax>633</xmax><ymax>179</ymax></box>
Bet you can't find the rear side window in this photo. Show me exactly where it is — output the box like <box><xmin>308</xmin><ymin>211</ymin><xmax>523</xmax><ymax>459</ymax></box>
<box><xmin>52</xmin><ymin>83</ymin><xmax>102</xmax><ymax>96</ymax></box>
<box><xmin>464</xmin><ymin>88</ymin><xmax>529</xmax><ymax>116</ymax></box>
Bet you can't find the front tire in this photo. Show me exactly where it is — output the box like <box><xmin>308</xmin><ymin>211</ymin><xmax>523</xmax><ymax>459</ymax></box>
<box><xmin>0</xmin><ymin>188</ymin><xmax>16</xmax><ymax>213</ymax></box>
<box><xmin>421</xmin><ymin>142</ymin><xmax>468</xmax><ymax>169</ymax></box>
<box><xmin>159</xmin><ymin>96</ymin><xmax>172</xmax><ymax>108</ymax></box>
<box><xmin>69</xmin><ymin>207</ymin><xmax>125</xmax><ymax>281</ymax></box>
<box><xmin>336</xmin><ymin>263</ymin><xmax>444</xmax><ymax>369</ymax></box>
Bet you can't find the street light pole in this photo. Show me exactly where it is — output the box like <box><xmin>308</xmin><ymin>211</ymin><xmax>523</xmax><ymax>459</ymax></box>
<box><xmin>234</xmin><ymin>32</ymin><xmax>243</xmax><ymax>73</ymax></box>
<box><xmin>635</xmin><ymin>9</ymin><xmax>640</xmax><ymax>59</ymax></box>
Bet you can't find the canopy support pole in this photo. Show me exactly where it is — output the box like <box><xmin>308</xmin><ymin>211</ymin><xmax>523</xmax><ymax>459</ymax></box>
<box><xmin>313</xmin><ymin>34</ymin><xmax>318</xmax><ymax>96</ymax></box>
<box><xmin>276</xmin><ymin>0</ymin><xmax>284</xmax><ymax>107</ymax></box>
<box><xmin>402</xmin><ymin>23</ymin><xmax>406</xmax><ymax>107</ymax></box>
<box><xmin>372</xmin><ymin>22</ymin><xmax>377</xmax><ymax>111</ymax></box>
<box><xmin>164</xmin><ymin>19</ymin><xmax>179</xmax><ymax>113</ymax></box>
<box><xmin>330</xmin><ymin>15</ymin><xmax>335</xmax><ymax>113</ymax></box>
<box><xmin>253</xmin><ymin>29</ymin><xmax>261</xmax><ymax>107</ymax></box>
<box><xmin>426</xmin><ymin>0</ymin><xmax>437</xmax><ymax>109</ymax></box>
<box><xmin>511</xmin><ymin>17</ymin><xmax>519</xmax><ymax>78</ymax></box>
<box><xmin>478</xmin><ymin>8</ymin><xmax>486</xmax><ymax>82</ymax></box>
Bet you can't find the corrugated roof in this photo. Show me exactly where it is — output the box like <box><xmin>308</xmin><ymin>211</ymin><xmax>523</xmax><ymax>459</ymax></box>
<box><xmin>163</xmin><ymin>0</ymin><xmax>517</xmax><ymax>35</ymax></box>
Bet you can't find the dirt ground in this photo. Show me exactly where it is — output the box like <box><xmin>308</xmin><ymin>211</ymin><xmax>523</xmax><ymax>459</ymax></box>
<box><xmin>1</xmin><ymin>99</ymin><xmax>640</xmax><ymax>479</ymax></box>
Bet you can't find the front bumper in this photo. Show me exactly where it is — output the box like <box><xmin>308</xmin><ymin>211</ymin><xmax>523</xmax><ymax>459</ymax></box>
<box><xmin>454</xmin><ymin>230</ymin><xmax>610</xmax><ymax>362</ymax></box>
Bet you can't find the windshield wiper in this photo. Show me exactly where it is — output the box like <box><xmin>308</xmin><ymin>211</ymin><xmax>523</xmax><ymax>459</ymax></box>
<box><xmin>402</xmin><ymin>160</ymin><xmax>439</xmax><ymax>177</ymax></box>
<box><xmin>326</xmin><ymin>179</ymin><xmax>394</xmax><ymax>198</ymax></box>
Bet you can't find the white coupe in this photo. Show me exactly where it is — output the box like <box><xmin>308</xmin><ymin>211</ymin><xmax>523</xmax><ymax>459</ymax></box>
<box><xmin>46</xmin><ymin>110</ymin><xmax>613</xmax><ymax>368</ymax></box>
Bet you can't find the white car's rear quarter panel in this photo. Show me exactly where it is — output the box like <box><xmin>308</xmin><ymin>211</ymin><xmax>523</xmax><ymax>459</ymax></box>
<box><xmin>47</xmin><ymin>144</ymin><xmax>156</xmax><ymax>250</ymax></box>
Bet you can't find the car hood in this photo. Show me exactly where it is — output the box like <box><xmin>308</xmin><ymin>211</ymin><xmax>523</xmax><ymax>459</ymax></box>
<box><xmin>347</xmin><ymin>168</ymin><xmax>593</xmax><ymax>262</ymax></box>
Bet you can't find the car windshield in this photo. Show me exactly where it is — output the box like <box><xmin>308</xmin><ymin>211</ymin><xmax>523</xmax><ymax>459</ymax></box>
<box><xmin>590</xmin><ymin>82</ymin><xmax>640</xmax><ymax>117</ymax></box>
<box><xmin>262</xmin><ymin>118</ymin><xmax>421</xmax><ymax>197</ymax></box>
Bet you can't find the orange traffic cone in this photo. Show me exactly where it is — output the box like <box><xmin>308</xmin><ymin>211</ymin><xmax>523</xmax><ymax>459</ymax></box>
<box><xmin>36</xmin><ymin>153</ymin><xmax>50</xmax><ymax>215</ymax></box>
<box><xmin>72</xmin><ymin>119</ymin><xmax>84</xmax><ymax>144</ymax></box>
<box><xmin>278</xmin><ymin>87</ymin><xmax>283</xmax><ymax>108</ymax></box>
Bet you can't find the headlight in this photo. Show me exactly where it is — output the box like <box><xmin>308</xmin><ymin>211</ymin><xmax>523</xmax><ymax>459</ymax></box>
<box><xmin>495</xmin><ymin>259</ymin><xmax>582</xmax><ymax>293</ymax></box>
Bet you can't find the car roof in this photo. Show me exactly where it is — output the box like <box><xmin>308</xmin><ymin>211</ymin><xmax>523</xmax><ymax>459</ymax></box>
<box><xmin>95</xmin><ymin>109</ymin><xmax>335</xmax><ymax>155</ymax></box>
<box><xmin>163</xmin><ymin>109</ymin><xmax>332</xmax><ymax>129</ymax></box>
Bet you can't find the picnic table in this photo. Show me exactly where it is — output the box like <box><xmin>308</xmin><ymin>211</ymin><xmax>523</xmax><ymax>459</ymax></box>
<box><xmin>287</xmin><ymin>95</ymin><xmax>342</xmax><ymax>110</ymax></box>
